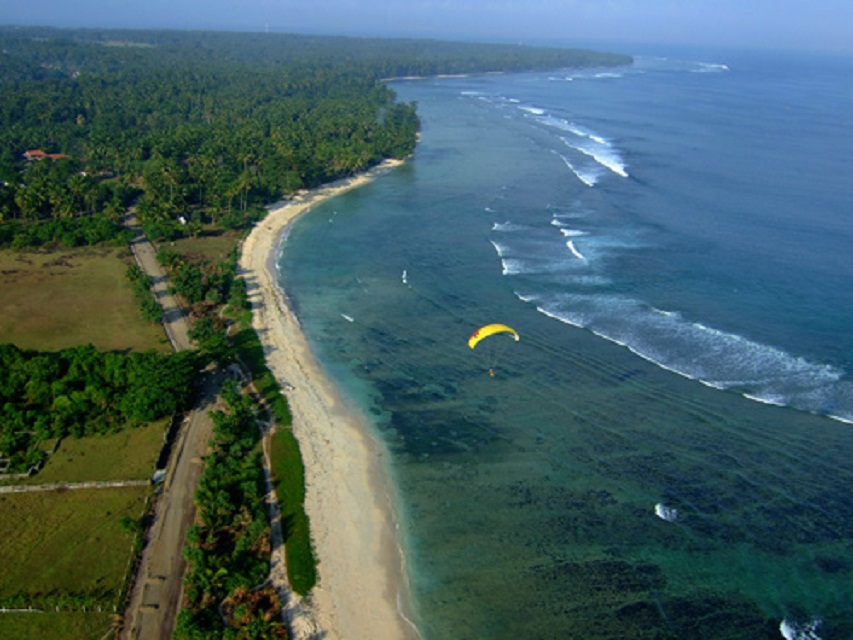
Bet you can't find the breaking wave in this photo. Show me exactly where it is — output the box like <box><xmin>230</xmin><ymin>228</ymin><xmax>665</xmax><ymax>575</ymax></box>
<box><xmin>780</xmin><ymin>619</ymin><xmax>822</xmax><ymax>640</ymax></box>
<box><xmin>654</xmin><ymin>503</ymin><xmax>679</xmax><ymax>522</ymax></box>
<box><xmin>517</xmin><ymin>292</ymin><xmax>853</xmax><ymax>424</ymax></box>
<box><xmin>558</xmin><ymin>153</ymin><xmax>599</xmax><ymax>187</ymax></box>
<box><xmin>566</xmin><ymin>240</ymin><xmax>586</xmax><ymax>261</ymax></box>
<box><xmin>562</xmin><ymin>136</ymin><xmax>629</xmax><ymax>178</ymax></box>
<box><xmin>695</xmin><ymin>62</ymin><xmax>731</xmax><ymax>73</ymax></box>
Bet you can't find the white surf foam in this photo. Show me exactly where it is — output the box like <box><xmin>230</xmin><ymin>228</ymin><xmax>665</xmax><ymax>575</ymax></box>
<box><xmin>632</xmin><ymin>55</ymin><xmax>728</xmax><ymax>75</ymax></box>
<box><xmin>533</xmin><ymin>113</ymin><xmax>609</xmax><ymax>144</ymax></box>
<box><xmin>695</xmin><ymin>62</ymin><xmax>730</xmax><ymax>73</ymax></box>
<box><xmin>492</xmin><ymin>221</ymin><xmax>525</xmax><ymax>232</ymax></box>
<box><xmin>652</xmin><ymin>307</ymin><xmax>677</xmax><ymax>317</ymax></box>
<box><xmin>489</xmin><ymin>240</ymin><xmax>510</xmax><ymax>257</ymax></box>
<box><xmin>524</xmin><ymin>115</ymin><xmax>628</xmax><ymax>179</ymax></box>
<box><xmin>500</xmin><ymin>258</ymin><xmax>527</xmax><ymax>276</ymax></box>
<box><xmin>566</xmin><ymin>240</ymin><xmax>587</xmax><ymax>261</ymax></box>
<box><xmin>492</xmin><ymin>239</ymin><xmax>528</xmax><ymax>275</ymax></box>
<box><xmin>550</xmin><ymin>209</ymin><xmax>590</xmax><ymax>226</ymax></box>
<box><xmin>518</xmin><ymin>105</ymin><xmax>546</xmax><ymax>115</ymax></box>
<box><xmin>560</xmin><ymin>228</ymin><xmax>587</xmax><ymax>238</ymax></box>
<box><xmin>558</xmin><ymin>153</ymin><xmax>598</xmax><ymax>187</ymax></box>
<box><xmin>742</xmin><ymin>392</ymin><xmax>786</xmax><ymax>407</ymax></box>
<box><xmin>562</xmin><ymin>137</ymin><xmax>629</xmax><ymax>178</ymax></box>
<box><xmin>537</xmin><ymin>304</ymin><xmax>585</xmax><ymax>329</ymax></box>
<box><xmin>565</xmin><ymin>122</ymin><xmax>611</xmax><ymax>147</ymax></box>
<box><xmin>780</xmin><ymin>619</ymin><xmax>822</xmax><ymax>640</ymax></box>
<box><xmin>530</xmin><ymin>292</ymin><xmax>853</xmax><ymax>422</ymax></box>
<box><xmin>341</xmin><ymin>313</ymin><xmax>354</xmax><ymax>323</ymax></box>
<box><xmin>654</xmin><ymin>503</ymin><xmax>678</xmax><ymax>522</ymax></box>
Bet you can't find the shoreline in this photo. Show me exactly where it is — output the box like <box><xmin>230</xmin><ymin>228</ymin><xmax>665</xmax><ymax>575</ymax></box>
<box><xmin>238</xmin><ymin>159</ymin><xmax>420</xmax><ymax>640</ymax></box>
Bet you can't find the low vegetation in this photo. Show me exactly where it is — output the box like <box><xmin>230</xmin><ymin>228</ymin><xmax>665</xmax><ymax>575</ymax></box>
<box><xmin>269</xmin><ymin>429</ymin><xmax>316</xmax><ymax>595</ymax></box>
<box><xmin>0</xmin><ymin>611</ymin><xmax>115</xmax><ymax>640</ymax></box>
<box><xmin>0</xmin><ymin>248</ymin><xmax>169</xmax><ymax>352</ymax></box>
<box><xmin>125</xmin><ymin>263</ymin><xmax>163</xmax><ymax>323</ymax></box>
<box><xmin>0</xmin><ymin>486</ymin><xmax>150</xmax><ymax>610</ymax></box>
<box><xmin>15</xmin><ymin>419</ymin><xmax>169</xmax><ymax>485</ymax></box>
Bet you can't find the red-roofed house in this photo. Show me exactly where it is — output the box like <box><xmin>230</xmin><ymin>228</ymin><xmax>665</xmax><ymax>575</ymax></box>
<box><xmin>22</xmin><ymin>150</ymin><xmax>69</xmax><ymax>161</ymax></box>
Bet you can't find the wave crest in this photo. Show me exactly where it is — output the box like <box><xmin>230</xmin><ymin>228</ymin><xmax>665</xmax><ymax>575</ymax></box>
<box><xmin>654</xmin><ymin>503</ymin><xmax>678</xmax><ymax>522</ymax></box>
<box><xmin>532</xmin><ymin>293</ymin><xmax>853</xmax><ymax>423</ymax></box>
<box><xmin>780</xmin><ymin>619</ymin><xmax>822</xmax><ymax>640</ymax></box>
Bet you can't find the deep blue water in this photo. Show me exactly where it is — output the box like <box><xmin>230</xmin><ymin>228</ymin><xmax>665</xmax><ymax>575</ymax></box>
<box><xmin>280</xmin><ymin>48</ymin><xmax>853</xmax><ymax>639</ymax></box>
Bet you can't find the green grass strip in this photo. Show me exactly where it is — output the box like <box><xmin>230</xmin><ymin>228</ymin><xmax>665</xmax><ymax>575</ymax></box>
<box><xmin>270</xmin><ymin>429</ymin><xmax>317</xmax><ymax>595</ymax></box>
<box><xmin>233</xmin><ymin>308</ymin><xmax>316</xmax><ymax>594</ymax></box>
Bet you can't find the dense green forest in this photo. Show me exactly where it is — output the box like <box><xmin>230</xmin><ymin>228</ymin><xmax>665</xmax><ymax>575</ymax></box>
<box><xmin>0</xmin><ymin>26</ymin><xmax>630</xmax><ymax>241</ymax></box>
<box><xmin>0</xmin><ymin>344</ymin><xmax>196</xmax><ymax>472</ymax></box>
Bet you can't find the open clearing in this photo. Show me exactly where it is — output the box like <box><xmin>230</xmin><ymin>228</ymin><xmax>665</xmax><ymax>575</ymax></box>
<box><xmin>11</xmin><ymin>418</ymin><xmax>170</xmax><ymax>485</ymax></box>
<box><xmin>0</xmin><ymin>611</ymin><xmax>114</xmax><ymax>640</ymax></box>
<box><xmin>0</xmin><ymin>486</ymin><xmax>149</xmax><ymax>600</ymax></box>
<box><xmin>167</xmin><ymin>228</ymin><xmax>238</xmax><ymax>263</ymax></box>
<box><xmin>0</xmin><ymin>247</ymin><xmax>168</xmax><ymax>353</ymax></box>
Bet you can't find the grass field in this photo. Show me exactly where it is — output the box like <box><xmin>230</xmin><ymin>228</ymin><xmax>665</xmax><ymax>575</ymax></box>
<box><xmin>0</xmin><ymin>486</ymin><xmax>149</xmax><ymax>601</ymax></box>
<box><xmin>0</xmin><ymin>611</ymin><xmax>115</xmax><ymax>640</ymax></box>
<box><xmin>167</xmin><ymin>228</ymin><xmax>239</xmax><ymax>264</ymax></box>
<box><xmin>15</xmin><ymin>419</ymin><xmax>170</xmax><ymax>485</ymax></box>
<box><xmin>0</xmin><ymin>247</ymin><xmax>168</xmax><ymax>353</ymax></box>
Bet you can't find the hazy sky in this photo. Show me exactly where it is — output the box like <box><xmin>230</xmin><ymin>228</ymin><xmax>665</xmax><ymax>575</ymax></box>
<box><xmin>3</xmin><ymin>0</ymin><xmax>852</xmax><ymax>54</ymax></box>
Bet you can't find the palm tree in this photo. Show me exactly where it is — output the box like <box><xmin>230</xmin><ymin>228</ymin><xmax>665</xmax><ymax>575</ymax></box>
<box><xmin>14</xmin><ymin>184</ymin><xmax>46</xmax><ymax>220</ymax></box>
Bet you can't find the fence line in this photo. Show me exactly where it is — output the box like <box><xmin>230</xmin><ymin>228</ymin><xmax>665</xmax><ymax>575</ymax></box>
<box><xmin>0</xmin><ymin>479</ymin><xmax>149</xmax><ymax>494</ymax></box>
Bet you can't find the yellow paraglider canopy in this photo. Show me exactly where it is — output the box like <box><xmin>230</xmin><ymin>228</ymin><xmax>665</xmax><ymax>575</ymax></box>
<box><xmin>468</xmin><ymin>323</ymin><xmax>520</xmax><ymax>350</ymax></box>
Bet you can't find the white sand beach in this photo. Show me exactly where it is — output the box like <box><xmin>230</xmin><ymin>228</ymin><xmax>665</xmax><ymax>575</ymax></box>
<box><xmin>238</xmin><ymin>160</ymin><xmax>420</xmax><ymax>640</ymax></box>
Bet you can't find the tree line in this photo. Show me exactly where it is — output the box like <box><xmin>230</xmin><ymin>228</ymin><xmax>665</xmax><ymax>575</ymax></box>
<box><xmin>0</xmin><ymin>343</ymin><xmax>197</xmax><ymax>473</ymax></box>
<box><xmin>175</xmin><ymin>381</ymin><xmax>286</xmax><ymax>639</ymax></box>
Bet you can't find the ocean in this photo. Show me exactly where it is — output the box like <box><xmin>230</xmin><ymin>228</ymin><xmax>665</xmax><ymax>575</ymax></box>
<box><xmin>278</xmin><ymin>47</ymin><xmax>853</xmax><ymax>639</ymax></box>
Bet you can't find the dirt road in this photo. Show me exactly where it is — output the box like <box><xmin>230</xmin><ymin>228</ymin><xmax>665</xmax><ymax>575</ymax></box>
<box><xmin>121</xmin><ymin>217</ymin><xmax>216</xmax><ymax>640</ymax></box>
<box><xmin>126</xmin><ymin>213</ymin><xmax>192</xmax><ymax>352</ymax></box>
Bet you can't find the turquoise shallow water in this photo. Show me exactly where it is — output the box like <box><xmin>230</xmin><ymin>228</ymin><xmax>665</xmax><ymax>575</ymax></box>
<box><xmin>280</xmin><ymin>48</ymin><xmax>853</xmax><ymax>639</ymax></box>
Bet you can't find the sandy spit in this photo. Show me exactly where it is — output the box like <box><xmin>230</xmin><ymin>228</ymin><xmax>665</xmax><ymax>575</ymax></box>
<box><xmin>238</xmin><ymin>160</ymin><xmax>421</xmax><ymax>640</ymax></box>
